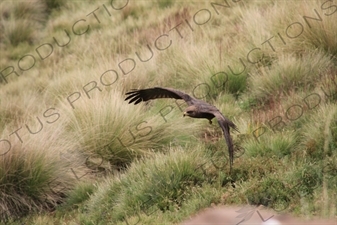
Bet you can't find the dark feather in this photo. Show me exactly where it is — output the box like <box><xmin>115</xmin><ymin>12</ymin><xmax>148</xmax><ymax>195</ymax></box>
<box><xmin>125</xmin><ymin>87</ymin><xmax>195</xmax><ymax>105</ymax></box>
<box><xmin>213</xmin><ymin>112</ymin><xmax>237</xmax><ymax>174</ymax></box>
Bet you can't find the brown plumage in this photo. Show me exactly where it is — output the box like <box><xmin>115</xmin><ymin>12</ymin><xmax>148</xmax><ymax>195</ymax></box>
<box><xmin>125</xmin><ymin>87</ymin><xmax>238</xmax><ymax>173</ymax></box>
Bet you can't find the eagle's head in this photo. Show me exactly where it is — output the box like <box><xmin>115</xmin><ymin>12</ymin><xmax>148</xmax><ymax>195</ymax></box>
<box><xmin>183</xmin><ymin>105</ymin><xmax>198</xmax><ymax>118</ymax></box>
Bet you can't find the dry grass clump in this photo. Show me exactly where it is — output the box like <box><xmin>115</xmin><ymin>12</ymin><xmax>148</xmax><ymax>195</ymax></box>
<box><xmin>249</xmin><ymin>50</ymin><xmax>333</xmax><ymax>103</ymax></box>
<box><xmin>0</xmin><ymin>120</ymin><xmax>82</xmax><ymax>222</ymax></box>
<box><xmin>0</xmin><ymin>0</ymin><xmax>47</xmax><ymax>47</ymax></box>
<box><xmin>60</xmin><ymin>90</ymin><xmax>202</xmax><ymax>169</ymax></box>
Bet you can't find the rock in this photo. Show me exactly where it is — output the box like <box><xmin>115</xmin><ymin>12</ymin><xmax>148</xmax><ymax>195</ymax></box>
<box><xmin>181</xmin><ymin>205</ymin><xmax>336</xmax><ymax>225</ymax></box>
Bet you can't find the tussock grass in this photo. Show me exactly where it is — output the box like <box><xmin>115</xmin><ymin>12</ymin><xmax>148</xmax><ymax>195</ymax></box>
<box><xmin>158</xmin><ymin>0</ymin><xmax>174</xmax><ymax>9</ymax></box>
<box><xmin>240</xmin><ymin>1</ymin><xmax>337</xmax><ymax>55</ymax></box>
<box><xmin>300</xmin><ymin>104</ymin><xmax>337</xmax><ymax>161</ymax></box>
<box><xmin>0</xmin><ymin>89</ymin><xmax>48</xmax><ymax>128</ymax></box>
<box><xmin>81</xmin><ymin>146</ymin><xmax>215</xmax><ymax>224</ymax></box>
<box><xmin>0</xmin><ymin>0</ymin><xmax>47</xmax><ymax>47</ymax></box>
<box><xmin>290</xmin><ymin>163</ymin><xmax>322</xmax><ymax>197</ymax></box>
<box><xmin>249</xmin><ymin>51</ymin><xmax>334</xmax><ymax>103</ymax></box>
<box><xmin>0</xmin><ymin>120</ymin><xmax>81</xmax><ymax>221</ymax></box>
<box><xmin>155</xmin><ymin>42</ymin><xmax>248</xmax><ymax>102</ymax></box>
<box><xmin>60</xmin><ymin>90</ymin><xmax>202</xmax><ymax>169</ymax></box>
<box><xmin>243</xmin><ymin>130</ymin><xmax>298</xmax><ymax>158</ymax></box>
<box><xmin>1</xmin><ymin>0</ymin><xmax>336</xmax><ymax>223</ymax></box>
<box><xmin>244</xmin><ymin>176</ymin><xmax>293</xmax><ymax>211</ymax></box>
<box><xmin>289</xmin><ymin>1</ymin><xmax>337</xmax><ymax>55</ymax></box>
<box><xmin>58</xmin><ymin>181</ymin><xmax>97</xmax><ymax>212</ymax></box>
<box><xmin>44</xmin><ymin>0</ymin><xmax>66</xmax><ymax>11</ymax></box>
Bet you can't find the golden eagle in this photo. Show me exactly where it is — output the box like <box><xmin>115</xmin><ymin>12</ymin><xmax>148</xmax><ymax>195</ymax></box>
<box><xmin>125</xmin><ymin>87</ymin><xmax>238</xmax><ymax>173</ymax></box>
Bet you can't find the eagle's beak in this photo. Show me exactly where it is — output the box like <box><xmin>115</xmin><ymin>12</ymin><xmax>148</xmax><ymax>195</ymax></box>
<box><xmin>183</xmin><ymin>112</ymin><xmax>186</xmax><ymax>117</ymax></box>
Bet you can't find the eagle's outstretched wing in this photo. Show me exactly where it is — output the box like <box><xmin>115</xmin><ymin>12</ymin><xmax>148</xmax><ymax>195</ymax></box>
<box><xmin>212</xmin><ymin>111</ymin><xmax>239</xmax><ymax>173</ymax></box>
<box><xmin>125</xmin><ymin>86</ymin><xmax>238</xmax><ymax>173</ymax></box>
<box><xmin>125</xmin><ymin>87</ymin><xmax>196</xmax><ymax>105</ymax></box>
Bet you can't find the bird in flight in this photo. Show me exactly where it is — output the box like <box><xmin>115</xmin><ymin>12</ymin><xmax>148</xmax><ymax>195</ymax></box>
<box><xmin>124</xmin><ymin>87</ymin><xmax>238</xmax><ymax>173</ymax></box>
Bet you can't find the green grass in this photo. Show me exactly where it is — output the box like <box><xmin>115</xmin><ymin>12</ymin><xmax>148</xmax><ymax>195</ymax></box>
<box><xmin>243</xmin><ymin>130</ymin><xmax>298</xmax><ymax>158</ymax></box>
<box><xmin>0</xmin><ymin>0</ymin><xmax>336</xmax><ymax>224</ymax></box>
<box><xmin>83</xmin><ymin>147</ymin><xmax>209</xmax><ymax>223</ymax></box>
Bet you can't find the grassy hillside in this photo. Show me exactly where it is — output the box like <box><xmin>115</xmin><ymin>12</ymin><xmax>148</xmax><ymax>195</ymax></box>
<box><xmin>0</xmin><ymin>0</ymin><xmax>336</xmax><ymax>224</ymax></box>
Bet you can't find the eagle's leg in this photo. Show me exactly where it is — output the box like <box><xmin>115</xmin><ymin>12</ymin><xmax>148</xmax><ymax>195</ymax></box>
<box><xmin>208</xmin><ymin>119</ymin><xmax>212</xmax><ymax>124</ymax></box>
